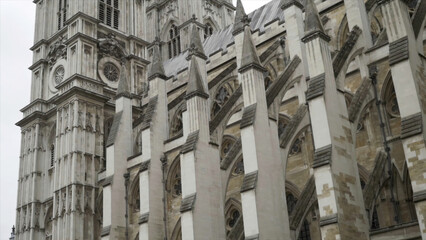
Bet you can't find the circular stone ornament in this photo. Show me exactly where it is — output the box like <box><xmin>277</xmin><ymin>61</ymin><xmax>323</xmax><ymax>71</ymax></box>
<box><xmin>103</xmin><ymin>62</ymin><xmax>119</xmax><ymax>82</ymax></box>
<box><xmin>54</xmin><ymin>66</ymin><xmax>65</xmax><ymax>84</ymax></box>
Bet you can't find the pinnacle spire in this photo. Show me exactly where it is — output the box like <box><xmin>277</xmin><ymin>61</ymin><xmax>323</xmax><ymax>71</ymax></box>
<box><xmin>148</xmin><ymin>37</ymin><xmax>166</xmax><ymax>80</ymax></box>
<box><xmin>186</xmin><ymin>57</ymin><xmax>208</xmax><ymax>99</ymax></box>
<box><xmin>303</xmin><ymin>0</ymin><xmax>329</xmax><ymax>41</ymax></box>
<box><xmin>233</xmin><ymin>0</ymin><xmax>250</xmax><ymax>35</ymax></box>
<box><xmin>239</xmin><ymin>26</ymin><xmax>265</xmax><ymax>73</ymax></box>
<box><xmin>187</xmin><ymin>24</ymin><xmax>207</xmax><ymax>60</ymax></box>
<box><xmin>116</xmin><ymin>64</ymin><xmax>131</xmax><ymax>98</ymax></box>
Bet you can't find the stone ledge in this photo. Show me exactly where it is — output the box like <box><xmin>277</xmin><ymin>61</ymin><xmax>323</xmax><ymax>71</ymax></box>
<box><xmin>101</xmin><ymin>225</ymin><xmax>111</xmax><ymax>237</ymax></box>
<box><xmin>103</xmin><ymin>175</ymin><xmax>114</xmax><ymax>187</ymax></box>
<box><xmin>400</xmin><ymin>113</ymin><xmax>423</xmax><ymax>139</ymax></box>
<box><xmin>180</xmin><ymin>193</ymin><xmax>197</xmax><ymax>213</ymax></box>
<box><xmin>306</xmin><ymin>73</ymin><xmax>326</xmax><ymax>101</ymax></box>
<box><xmin>319</xmin><ymin>213</ymin><xmax>338</xmax><ymax>227</ymax></box>
<box><xmin>138</xmin><ymin>212</ymin><xmax>149</xmax><ymax>224</ymax></box>
<box><xmin>313</xmin><ymin>145</ymin><xmax>332</xmax><ymax>168</ymax></box>
<box><xmin>241</xmin><ymin>171</ymin><xmax>258</xmax><ymax>193</ymax></box>
<box><xmin>240</xmin><ymin>104</ymin><xmax>257</xmax><ymax>129</ymax></box>
<box><xmin>139</xmin><ymin>160</ymin><xmax>151</xmax><ymax>172</ymax></box>
<box><xmin>181</xmin><ymin>131</ymin><xmax>199</xmax><ymax>154</ymax></box>
<box><xmin>389</xmin><ymin>36</ymin><xmax>409</xmax><ymax>66</ymax></box>
<box><xmin>245</xmin><ymin>233</ymin><xmax>259</xmax><ymax>240</ymax></box>
<box><xmin>413</xmin><ymin>189</ymin><xmax>426</xmax><ymax>203</ymax></box>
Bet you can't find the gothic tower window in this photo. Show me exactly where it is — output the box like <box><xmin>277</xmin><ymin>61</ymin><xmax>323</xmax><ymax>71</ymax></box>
<box><xmin>298</xmin><ymin>220</ymin><xmax>311</xmax><ymax>240</ymax></box>
<box><xmin>204</xmin><ymin>23</ymin><xmax>214</xmax><ymax>39</ymax></box>
<box><xmin>170</xmin><ymin>104</ymin><xmax>184</xmax><ymax>138</ymax></box>
<box><xmin>50</xmin><ymin>144</ymin><xmax>55</xmax><ymax>167</ymax></box>
<box><xmin>168</xmin><ymin>24</ymin><xmax>181</xmax><ymax>59</ymax></box>
<box><xmin>99</xmin><ymin>0</ymin><xmax>119</xmax><ymax>29</ymax></box>
<box><xmin>57</xmin><ymin>0</ymin><xmax>68</xmax><ymax>30</ymax></box>
<box><xmin>167</xmin><ymin>158</ymin><xmax>182</xmax><ymax>198</ymax></box>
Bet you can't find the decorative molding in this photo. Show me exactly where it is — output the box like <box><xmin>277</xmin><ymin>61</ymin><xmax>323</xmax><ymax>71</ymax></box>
<box><xmin>312</xmin><ymin>144</ymin><xmax>332</xmax><ymax>168</ymax></box>
<box><xmin>138</xmin><ymin>212</ymin><xmax>149</xmax><ymax>224</ymax></box>
<box><xmin>180</xmin><ymin>193</ymin><xmax>197</xmax><ymax>213</ymax></box>
<box><xmin>306</xmin><ymin>73</ymin><xmax>326</xmax><ymax>101</ymax></box>
<box><xmin>319</xmin><ymin>213</ymin><xmax>338</xmax><ymax>227</ymax></box>
<box><xmin>245</xmin><ymin>234</ymin><xmax>259</xmax><ymax>240</ymax></box>
<box><xmin>141</xmin><ymin>96</ymin><xmax>158</xmax><ymax>131</ymax></box>
<box><xmin>280</xmin><ymin>105</ymin><xmax>308</xmax><ymax>148</ymax></box>
<box><xmin>139</xmin><ymin>160</ymin><xmax>151</xmax><ymax>172</ymax></box>
<box><xmin>98</xmin><ymin>33</ymin><xmax>128</xmax><ymax>63</ymax></box>
<box><xmin>400</xmin><ymin>112</ymin><xmax>423</xmax><ymax>139</ymax></box>
<box><xmin>47</xmin><ymin>36</ymin><xmax>67</xmax><ymax>66</ymax></box>
<box><xmin>241</xmin><ymin>171</ymin><xmax>258</xmax><ymax>193</ymax></box>
<box><xmin>266</xmin><ymin>56</ymin><xmax>301</xmax><ymax>106</ymax></box>
<box><xmin>240</xmin><ymin>104</ymin><xmax>257</xmax><ymax>129</ymax></box>
<box><xmin>389</xmin><ymin>36</ymin><xmax>409</xmax><ymax>66</ymax></box>
<box><xmin>181</xmin><ymin>131</ymin><xmax>199</xmax><ymax>154</ymax></box>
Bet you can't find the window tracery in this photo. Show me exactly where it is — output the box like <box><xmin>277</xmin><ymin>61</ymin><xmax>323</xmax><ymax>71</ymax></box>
<box><xmin>212</xmin><ymin>81</ymin><xmax>235</xmax><ymax>118</ymax></box>
<box><xmin>232</xmin><ymin>158</ymin><xmax>244</xmax><ymax>176</ymax></box>
<box><xmin>99</xmin><ymin>0</ymin><xmax>119</xmax><ymax>29</ymax></box>
<box><xmin>220</xmin><ymin>136</ymin><xmax>236</xmax><ymax>160</ymax></box>
<box><xmin>167</xmin><ymin>159</ymin><xmax>182</xmax><ymax>197</ymax></box>
<box><xmin>103</xmin><ymin>62</ymin><xmax>120</xmax><ymax>82</ymax></box>
<box><xmin>371</xmin><ymin>207</ymin><xmax>380</xmax><ymax>230</ymax></box>
<box><xmin>168</xmin><ymin>24</ymin><xmax>181</xmax><ymax>59</ymax></box>
<box><xmin>54</xmin><ymin>66</ymin><xmax>65</xmax><ymax>84</ymax></box>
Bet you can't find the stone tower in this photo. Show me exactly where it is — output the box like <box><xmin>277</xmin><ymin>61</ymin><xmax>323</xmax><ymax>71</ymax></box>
<box><xmin>14</xmin><ymin>0</ymin><xmax>426</xmax><ymax>239</ymax></box>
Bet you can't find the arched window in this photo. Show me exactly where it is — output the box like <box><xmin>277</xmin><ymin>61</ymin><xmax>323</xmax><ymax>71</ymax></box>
<box><xmin>131</xmin><ymin>181</ymin><xmax>140</xmax><ymax>212</ymax></box>
<box><xmin>298</xmin><ymin>220</ymin><xmax>311</xmax><ymax>240</ymax></box>
<box><xmin>57</xmin><ymin>0</ymin><xmax>68</xmax><ymax>30</ymax></box>
<box><xmin>204</xmin><ymin>23</ymin><xmax>214</xmax><ymax>38</ymax></box>
<box><xmin>134</xmin><ymin>130</ymin><xmax>142</xmax><ymax>155</ymax></box>
<box><xmin>286</xmin><ymin>193</ymin><xmax>297</xmax><ymax>214</ymax></box>
<box><xmin>225</xmin><ymin>205</ymin><xmax>242</xmax><ymax>238</ymax></box>
<box><xmin>167</xmin><ymin>158</ymin><xmax>182</xmax><ymax>198</ymax></box>
<box><xmin>45</xmin><ymin>206</ymin><xmax>53</xmax><ymax>239</ymax></box>
<box><xmin>168</xmin><ymin>24</ymin><xmax>181</xmax><ymax>59</ymax></box>
<box><xmin>99</xmin><ymin>0</ymin><xmax>119</xmax><ymax>29</ymax></box>
<box><xmin>211</xmin><ymin>81</ymin><xmax>236</xmax><ymax>118</ymax></box>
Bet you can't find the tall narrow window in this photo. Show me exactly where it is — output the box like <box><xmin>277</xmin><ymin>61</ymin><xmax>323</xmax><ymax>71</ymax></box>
<box><xmin>50</xmin><ymin>144</ymin><xmax>55</xmax><ymax>167</ymax></box>
<box><xmin>57</xmin><ymin>0</ymin><xmax>68</xmax><ymax>30</ymax></box>
<box><xmin>99</xmin><ymin>0</ymin><xmax>119</xmax><ymax>29</ymax></box>
<box><xmin>168</xmin><ymin>24</ymin><xmax>181</xmax><ymax>59</ymax></box>
<box><xmin>298</xmin><ymin>220</ymin><xmax>311</xmax><ymax>240</ymax></box>
<box><xmin>204</xmin><ymin>23</ymin><xmax>214</xmax><ymax>39</ymax></box>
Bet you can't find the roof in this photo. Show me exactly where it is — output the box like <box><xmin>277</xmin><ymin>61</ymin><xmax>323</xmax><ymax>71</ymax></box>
<box><xmin>164</xmin><ymin>0</ymin><xmax>285</xmax><ymax>77</ymax></box>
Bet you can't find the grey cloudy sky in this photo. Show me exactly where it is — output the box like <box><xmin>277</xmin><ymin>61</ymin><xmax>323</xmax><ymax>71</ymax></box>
<box><xmin>0</xmin><ymin>0</ymin><xmax>269</xmax><ymax>238</ymax></box>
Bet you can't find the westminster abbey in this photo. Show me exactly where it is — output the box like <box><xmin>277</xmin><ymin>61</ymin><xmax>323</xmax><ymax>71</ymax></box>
<box><xmin>14</xmin><ymin>0</ymin><xmax>426</xmax><ymax>239</ymax></box>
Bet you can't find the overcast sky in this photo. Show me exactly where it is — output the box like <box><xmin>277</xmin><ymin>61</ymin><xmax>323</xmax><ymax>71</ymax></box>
<box><xmin>0</xmin><ymin>0</ymin><xmax>270</xmax><ymax>238</ymax></box>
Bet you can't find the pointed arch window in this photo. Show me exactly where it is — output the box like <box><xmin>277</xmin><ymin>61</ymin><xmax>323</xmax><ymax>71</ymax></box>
<box><xmin>57</xmin><ymin>0</ymin><xmax>68</xmax><ymax>30</ymax></box>
<box><xmin>204</xmin><ymin>23</ymin><xmax>214</xmax><ymax>39</ymax></box>
<box><xmin>168</xmin><ymin>24</ymin><xmax>181</xmax><ymax>59</ymax></box>
<box><xmin>371</xmin><ymin>207</ymin><xmax>380</xmax><ymax>229</ymax></box>
<box><xmin>99</xmin><ymin>0</ymin><xmax>119</xmax><ymax>29</ymax></box>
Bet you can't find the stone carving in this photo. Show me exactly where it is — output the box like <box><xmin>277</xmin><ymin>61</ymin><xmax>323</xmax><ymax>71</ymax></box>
<box><xmin>98</xmin><ymin>33</ymin><xmax>128</xmax><ymax>63</ymax></box>
<box><xmin>47</xmin><ymin>36</ymin><xmax>67</xmax><ymax>66</ymax></box>
<box><xmin>103</xmin><ymin>62</ymin><xmax>120</xmax><ymax>82</ymax></box>
<box><xmin>54</xmin><ymin>66</ymin><xmax>65</xmax><ymax>84</ymax></box>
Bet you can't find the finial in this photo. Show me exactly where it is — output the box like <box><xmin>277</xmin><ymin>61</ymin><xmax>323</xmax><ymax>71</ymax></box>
<box><xmin>238</xmin><ymin>27</ymin><xmax>265</xmax><ymax>73</ymax></box>
<box><xmin>302</xmin><ymin>0</ymin><xmax>330</xmax><ymax>42</ymax></box>
<box><xmin>187</xmin><ymin>24</ymin><xmax>207</xmax><ymax>60</ymax></box>
<box><xmin>186</xmin><ymin>57</ymin><xmax>209</xmax><ymax>99</ymax></box>
<box><xmin>148</xmin><ymin>38</ymin><xmax>167</xmax><ymax>80</ymax></box>
<box><xmin>233</xmin><ymin>0</ymin><xmax>250</xmax><ymax>35</ymax></box>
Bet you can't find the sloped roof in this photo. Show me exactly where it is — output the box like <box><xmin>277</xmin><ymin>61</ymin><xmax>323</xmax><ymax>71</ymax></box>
<box><xmin>164</xmin><ymin>0</ymin><xmax>285</xmax><ymax>77</ymax></box>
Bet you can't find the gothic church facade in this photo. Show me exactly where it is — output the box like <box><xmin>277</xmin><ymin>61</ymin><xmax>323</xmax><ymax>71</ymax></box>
<box><xmin>14</xmin><ymin>0</ymin><xmax>426</xmax><ymax>239</ymax></box>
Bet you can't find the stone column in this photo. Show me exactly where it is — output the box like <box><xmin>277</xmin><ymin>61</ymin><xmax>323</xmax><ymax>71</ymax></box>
<box><xmin>237</xmin><ymin>26</ymin><xmax>291</xmax><ymax>239</ymax></box>
<box><xmin>137</xmin><ymin>41</ymin><xmax>168</xmax><ymax>240</ymax></box>
<box><xmin>302</xmin><ymin>0</ymin><xmax>370</xmax><ymax>239</ymax></box>
<box><xmin>379</xmin><ymin>1</ymin><xmax>426</xmax><ymax>238</ymax></box>
<box><xmin>282</xmin><ymin>0</ymin><xmax>309</xmax><ymax>104</ymax></box>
